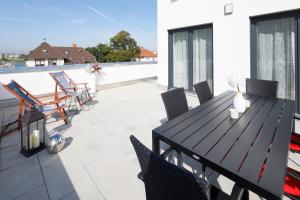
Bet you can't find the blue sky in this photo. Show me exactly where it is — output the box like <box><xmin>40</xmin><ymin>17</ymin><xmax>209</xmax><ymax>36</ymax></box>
<box><xmin>0</xmin><ymin>0</ymin><xmax>157</xmax><ymax>53</ymax></box>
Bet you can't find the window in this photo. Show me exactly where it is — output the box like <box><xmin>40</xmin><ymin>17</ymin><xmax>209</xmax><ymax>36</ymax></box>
<box><xmin>173</xmin><ymin>31</ymin><xmax>189</xmax><ymax>89</ymax></box>
<box><xmin>35</xmin><ymin>59</ymin><xmax>45</xmax><ymax>66</ymax></box>
<box><xmin>48</xmin><ymin>59</ymin><xmax>57</xmax><ymax>66</ymax></box>
<box><xmin>169</xmin><ymin>24</ymin><xmax>213</xmax><ymax>92</ymax></box>
<box><xmin>251</xmin><ymin>10</ymin><xmax>300</xmax><ymax>113</ymax></box>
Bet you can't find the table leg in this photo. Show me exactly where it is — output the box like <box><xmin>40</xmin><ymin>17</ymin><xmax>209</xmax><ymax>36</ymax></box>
<box><xmin>152</xmin><ymin>132</ymin><xmax>160</xmax><ymax>155</ymax></box>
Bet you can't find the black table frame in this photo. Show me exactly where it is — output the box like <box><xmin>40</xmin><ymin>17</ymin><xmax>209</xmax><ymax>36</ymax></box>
<box><xmin>152</xmin><ymin>91</ymin><xmax>295</xmax><ymax>200</ymax></box>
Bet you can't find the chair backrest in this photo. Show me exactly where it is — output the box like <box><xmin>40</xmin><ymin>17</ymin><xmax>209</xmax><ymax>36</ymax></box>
<box><xmin>246</xmin><ymin>79</ymin><xmax>278</xmax><ymax>98</ymax></box>
<box><xmin>50</xmin><ymin>71</ymin><xmax>74</xmax><ymax>93</ymax></box>
<box><xmin>194</xmin><ymin>81</ymin><xmax>213</xmax><ymax>104</ymax></box>
<box><xmin>4</xmin><ymin>81</ymin><xmax>38</xmax><ymax>107</ymax></box>
<box><xmin>130</xmin><ymin>135</ymin><xmax>210</xmax><ymax>200</ymax></box>
<box><xmin>161</xmin><ymin>88</ymin><xmax>189</xmax><ymax>120</ymax></box>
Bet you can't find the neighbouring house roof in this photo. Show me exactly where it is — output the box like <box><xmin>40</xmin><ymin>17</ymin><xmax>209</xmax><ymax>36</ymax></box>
<box><xmin>26</xmin><ymin>42</ymin><xmax>96</xmax><ymax>64</ymax></box>
<box><xmin>138</xmin><ymin>48</ymin><xmax>157</xmax><ymax>58</ymax></box>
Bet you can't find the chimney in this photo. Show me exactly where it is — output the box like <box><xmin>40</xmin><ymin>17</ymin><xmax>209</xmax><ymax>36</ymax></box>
<box><xmin>72</xmin><ymin>43</ymin><xmax>77</xmax><ymax>48</ymax></box>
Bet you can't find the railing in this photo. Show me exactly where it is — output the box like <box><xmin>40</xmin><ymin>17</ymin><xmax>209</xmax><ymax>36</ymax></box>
<box><xmin>0</xmin><ymin>62</ymin><xmax>158</xmax><ymax>100</ymax></box>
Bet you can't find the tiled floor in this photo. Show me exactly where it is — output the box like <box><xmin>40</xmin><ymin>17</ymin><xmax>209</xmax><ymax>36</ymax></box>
<box><xmin>0</xmin><ymin>80</ymin><xmax>299</xmax><ymax>200</ymax></box>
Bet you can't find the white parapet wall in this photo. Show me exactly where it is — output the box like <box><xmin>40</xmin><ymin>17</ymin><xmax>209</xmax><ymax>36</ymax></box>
<box><xmin>0</xmin><ymin>62</ymin><xmax>157</xmax><ymax>99</ymax></box>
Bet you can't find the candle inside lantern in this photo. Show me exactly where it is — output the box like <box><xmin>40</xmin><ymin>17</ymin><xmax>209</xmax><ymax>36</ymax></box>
<box><xmin>32</xmin><ymin>130</ymin><xmax>40</xmax><ymax>148</ymax></box>
<box><xmin>26</xmin><ymin>134</ymin><xmax>34</xmax><ymax>150</ymax></box>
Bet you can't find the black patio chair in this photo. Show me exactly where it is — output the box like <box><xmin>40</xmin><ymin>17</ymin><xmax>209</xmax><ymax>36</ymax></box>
<box><xmin>194</xmin><ymin>81</ymin><xmax>213</xmax><ymax>104</ymax></box>
<box><xmin>246</xmin><ymin>78</ymin><xmax>278</xmax><ymax>98</ymax></box>
<box><xmin>130</xmin><ymin>135</ymin><xmax>249</xmax><ymax>200</ymax></box>
<box><xmin>161</xmin><ymin>88</ymin><xmax>189</xmax><ymax>165</ymax></box>
<box><xmin>161</xmin><ymin>87</ymin><xmax>189</xmax><ymax>120</ymax></box>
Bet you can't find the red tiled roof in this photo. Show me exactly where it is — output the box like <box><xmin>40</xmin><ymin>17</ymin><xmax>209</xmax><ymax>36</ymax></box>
<box><xmin>139</xmin><ymin>48</ymin><xmax>157</xmax><ymax>58</ymax></box>
<box><xmin>26</xmin><ymin>42</ymin><xmax>96</xmax><ymax>64</ymax></box>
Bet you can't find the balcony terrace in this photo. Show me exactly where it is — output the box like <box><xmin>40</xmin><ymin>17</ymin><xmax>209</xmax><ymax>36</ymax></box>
<box><xmin>0</xmin><ymin>63</ymin><xmax>299</xmax><ymax>200</ymax></box>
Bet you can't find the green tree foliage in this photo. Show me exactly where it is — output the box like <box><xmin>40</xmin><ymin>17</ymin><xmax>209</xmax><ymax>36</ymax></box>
<box><xmin>86</xmin><ymin>31</ymin><xmax>140</xmax><ymax>63</ymax></box>
<box><xmin>106</xmin><ymin>50</ymin><xmax>135</xmax><ymax>62</ymax></box>
<box><xmin>86</xmin><ymin>44</ymin><xmax>112</xmax><ymax>63</ymax></box>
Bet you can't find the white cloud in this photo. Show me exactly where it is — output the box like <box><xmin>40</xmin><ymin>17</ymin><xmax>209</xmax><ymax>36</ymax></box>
<box><xmin>70</xmin><ymin>19</ymin><xmax>86</xmax><ymax>25</ymax></box>
<box><xmin>85</xmin><ymin>5</ymin><xmax>123</xmax><ymax>27</ymax></box>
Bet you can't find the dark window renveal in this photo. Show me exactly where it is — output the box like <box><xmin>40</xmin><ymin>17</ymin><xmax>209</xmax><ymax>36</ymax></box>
<box><xmin>168</xmin><ymin>24</ymin><xmax>213</xmax><ymax>93</ymax></box>
<box><xmin>251</xmin><ymin>10</ymin><xmax>300</xmax><ymax>113</ymax></box>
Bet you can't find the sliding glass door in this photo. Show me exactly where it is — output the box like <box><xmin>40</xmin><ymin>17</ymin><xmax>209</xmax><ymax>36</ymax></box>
<box><xmin>169</xmin><ymin>24</ymin><xmax>213</xmax><ymax>92</ymax></box>
<box><xmin>173</xmin><ymin>31</ymin><xmax>189</xmax><ymax>89</ymax></box>
<box><xmin>193</xmin><ymin>28</ymin><xmax>213</xmax><ymax>91</ymax></box>
<box><xmin>251</xmin><ymin>11</ymin><xmax>300</xmax><ymax>113</ymax></box>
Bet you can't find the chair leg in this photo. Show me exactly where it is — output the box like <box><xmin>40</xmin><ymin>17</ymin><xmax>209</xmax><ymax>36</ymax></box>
<box><xmin>56</xmin><ymin>104</ymin><xmax>68</xmax><ymax>124</ymax></box>
<box><xmin>87</xmin><ymin>91</ymin><xmax>92</xmax><ymax>101</ymax></box>
<box><xmin>76</xmin><ymin>96</ymin><xmax>83</xmax><ymax>107</ymax></box>
<box><xmin>176</xmin><ymin>151</ymin><xmax>183</xmax><ymax>168</ymax></box>
<box><xmin>202</xmin><ymin>165</ymin><xmax>206</xmax><ymax>179</ymax></box>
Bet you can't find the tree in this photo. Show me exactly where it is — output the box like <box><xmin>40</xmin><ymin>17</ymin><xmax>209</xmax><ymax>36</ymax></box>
<box><xmin>106</xmin><ymin>50</ymin><xmax>136</xmax><ymax>62</ymax></box>
<box><xmin>86</xmin><ymin>31</ymin><xmax>140</xmax><ymax>63</ymax></box>
<box><xmin>109</xmin><ymin>31</ymin><xmax>140</xmax><ymax>62</ymax></box>
<box><xmin>86</xmin><ymin>43</ymin><xmax>112</xmax><ymax>63</ymax></box>
<box><xmin>96</xmin><ymin>43</ymin><xmax>112</xmax><ymax>63</ymax></box>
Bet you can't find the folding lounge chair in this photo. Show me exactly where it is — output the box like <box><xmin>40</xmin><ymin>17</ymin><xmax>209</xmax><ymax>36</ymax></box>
<box><xmin>2</xmin><ymin>80</ymin><xmax>69</xmax><ymax>131</ymax></box>
<box><xmin>49</xmin><ymin>71</ymin><xmax>92</xmax><ymax>107</ymax></box>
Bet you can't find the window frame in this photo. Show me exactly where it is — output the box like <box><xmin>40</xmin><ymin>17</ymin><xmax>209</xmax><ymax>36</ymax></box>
<box><xmin>250</xmin><ymin>9</ymin><xmax>300</xmax><ymax>114</ymax></box>
<box><xmin>168</xmin><ymin>23</ymin><xmax>214</xmax><ymax>93</ymax></box>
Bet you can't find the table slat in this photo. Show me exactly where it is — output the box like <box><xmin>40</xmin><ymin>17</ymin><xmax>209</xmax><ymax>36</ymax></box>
<box><xmin>154</xmin><ymin>91</ymin><xmax>234</xmax><ymax>133</ymax></box>
<box><xmin>206</xmin><ymin>97</ymin><xmax>266</xmax><ymax>164</ymax></box>
<box><xmin>163</xmin><ymin>93</ymin><xmax>234</xmax><ymax>138</ymax></box>
<box><xmin>259</xmin><ymin>101</ymin><xmax>294</xmax><ymax>197</ymax></box>
<box><xmin>239</xmin><ymin>99</ymin><xmax>285</xmax><ymax>183</ymax></box>
<box><xmin>221</xmin><ymin>98</ymin><xmax>275</xmax><ymax>172</ymax></box>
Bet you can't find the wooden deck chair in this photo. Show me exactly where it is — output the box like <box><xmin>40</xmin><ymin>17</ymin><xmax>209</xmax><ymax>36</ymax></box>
<box><xmin>2</xmin><ymin>80</ymin><xmax>69</xmax><ymax>132</ymax></box>
<box><xmin>49</xmin><ymin>71</ymin><xmax>92</xmax><ymax>107</ymax></box>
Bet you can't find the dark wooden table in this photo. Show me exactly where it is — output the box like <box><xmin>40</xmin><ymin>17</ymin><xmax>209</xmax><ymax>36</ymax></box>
<box><xmin>152</xmin><ymin>91</ymin><xmax>295</xmax><ymax>200</ymax></box>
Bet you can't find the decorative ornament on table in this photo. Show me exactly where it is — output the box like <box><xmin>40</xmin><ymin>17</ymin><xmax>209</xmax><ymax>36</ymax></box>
<box><xmin>227</xmin><ymin>74</ymin><xmax>246</xmax><ymax>113</ymax></box>
<box><xmin>85</xmin><ymin>63</ymin><xmax>103</xmax><ymax>93</ymax></box>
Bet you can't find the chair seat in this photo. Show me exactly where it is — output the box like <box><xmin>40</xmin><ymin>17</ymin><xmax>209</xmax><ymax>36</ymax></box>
<box><xmin>38</xmin><ymin>102</ymin><xmax>65</xmax><ymax>113</ymax></box>
<box><xmin>290</xmin><ymin>143</ymin><xmax>300</xmax><ymax>152</ymax></box>
<box><xmin>291</xmin><ymin>134</ymin><xmax>300</xmax><ymax>144</ymax></box>
<box><xmin>284</xmin><ymin>174</ymin><xmax>300</xmax><ymax>197</ymax></box>
<box><xmin>68</xmin><ymin>89</ymin><xmax>87</xmax><ymax>97</ymax></box>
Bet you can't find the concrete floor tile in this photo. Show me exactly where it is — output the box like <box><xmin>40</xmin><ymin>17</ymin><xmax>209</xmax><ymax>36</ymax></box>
<box><xmin>0</xmin><ymin>159</ymin><xmax>44</xmax><ymax>200</ymax></box>
<box><xmin>15</xmin><ymin>186</ymin><xmax>49</xmax><ymax>200</ymax></box>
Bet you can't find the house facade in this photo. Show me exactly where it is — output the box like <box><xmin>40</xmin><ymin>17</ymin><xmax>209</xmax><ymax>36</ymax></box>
<box><xmin>157</xmin><ymin>0</ymin><xmax>300</xmax><ymax>113</ymax></box>
<box><xmin>25</xmin><ymin>42</ymin><xmax>96</xmax><ymax>67</ymax></box>
<box><xmin>136</xmin><ymin>48</ymin><xmax>157</xmax><ymax>62</ymax></box>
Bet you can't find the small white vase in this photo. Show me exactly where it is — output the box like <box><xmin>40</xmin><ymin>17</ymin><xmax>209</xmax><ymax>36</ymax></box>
<box><xmin>233</xmin><ymin>92</ymin><xmax>246</xmax><ymax>113</ymax></box>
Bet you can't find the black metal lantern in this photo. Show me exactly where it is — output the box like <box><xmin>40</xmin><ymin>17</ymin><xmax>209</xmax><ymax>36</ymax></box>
<box><xmin>21</xmin><ymin>107</ymin><xmax>46</xmax><ymax>157</ymax></box>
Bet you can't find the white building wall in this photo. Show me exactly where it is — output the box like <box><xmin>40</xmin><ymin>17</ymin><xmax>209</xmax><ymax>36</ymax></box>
<box><xmin>157</xmin><ymin>0</ymin><xmax>300</xmax><ymax>95</ymax></box>
<box><xmin>57</xmin><ymin>59</ymin><xmax>64</xmax><ymax>66</ymax></box>
<box><xmin>137</xmin><ymin>57</ymin><xmax>158</xmax><ymax>62</ymax></box>
<box><xmin>25</xmin><ymin>60</ymin><xmax>36</xmax><ymax>67</ymax></box>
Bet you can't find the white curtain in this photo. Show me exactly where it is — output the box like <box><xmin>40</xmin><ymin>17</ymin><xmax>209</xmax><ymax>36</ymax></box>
<box><xmin>257</xmin><ymin>17</ymin><xmax>295</xmax><ymax>100</ymax></box>
<box><xmin>173</xmin><ymin>31</ymin><xmax>188</xmax><ymax>89</ymax></box>
<box><xmin>193</xmin><ymin>28</ymin><xmax>213</xmax><ymax>91</ymax></box>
